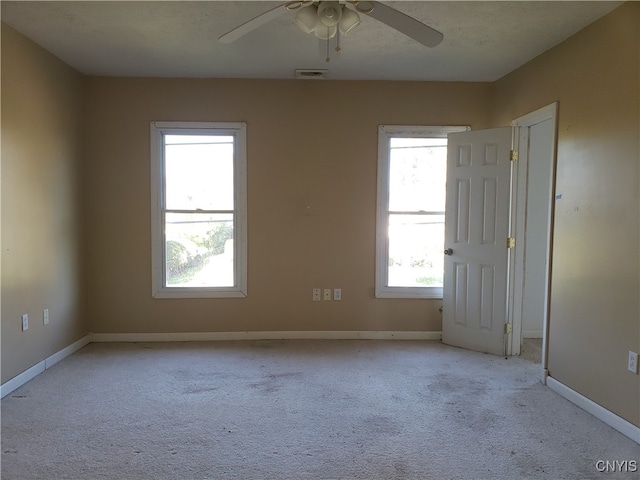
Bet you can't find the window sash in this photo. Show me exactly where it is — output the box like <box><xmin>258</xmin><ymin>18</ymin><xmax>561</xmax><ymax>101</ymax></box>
<box><xmin>387</xmin><ymin>212</ymin><xmax>445</xmax><ymax>289</ymax></box>
<box><xmin>150</xmin><ymin>122</ymin><xmax>247</xmax><ymax>298</ymax></box>
<box><xmin>163</xmin><ymin>136</ymin><xmax>235</xmax><ymax>211</ymax></box>
<box><xmin>162</xmin><ymin>211</ymin><xmax>235</xmax><ymax>288</ymax></box>
<box><xmin>375</xmin><ymin>125</ymin><xmax>469</xmax><ymax>299</ymax></box>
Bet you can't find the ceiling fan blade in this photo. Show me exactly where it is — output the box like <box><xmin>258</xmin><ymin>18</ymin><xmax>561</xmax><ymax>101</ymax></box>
<box><xmin>219</xmin><ymin>3</ymin><xmax>288</xmax><ymax>43</ymax></box>
<box><xmin>362</xmin><ymin>2</ymin><xmax>443</xmax><ymax>48</ymax></box>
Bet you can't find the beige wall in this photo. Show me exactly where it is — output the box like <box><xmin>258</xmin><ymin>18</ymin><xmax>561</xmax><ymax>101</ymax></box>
<box><xmin>83</xmin><ymin>78</ymin><xmax>491</xmax><ymax>335</ymax></box>
<box><xmin>1</xmin><ymin>25</ymin><xmax>87</xmax><ymax>383</ymax></box>
<box><xmin>492</xmin><ymin>2</ymin><xmax>639</xmax><ymax>426</ymax></box>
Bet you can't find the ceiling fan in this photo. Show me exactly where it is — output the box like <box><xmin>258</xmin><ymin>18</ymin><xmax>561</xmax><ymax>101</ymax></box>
<box><xmin>219</xmin><ymin>1</ymin><xmax>444</xmax><ymax>56</ymax></box>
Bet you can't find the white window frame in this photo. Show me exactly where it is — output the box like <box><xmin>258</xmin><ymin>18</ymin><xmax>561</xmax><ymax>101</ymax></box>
<box><xmin>375</xmin><ymin>125</ymin><xmax>469</xmax><ymax>299</ymax></box>
<box><xmin>150</xmin><ymin>121</ymin><xmax>247</xmax><ymax>298</ymax></box>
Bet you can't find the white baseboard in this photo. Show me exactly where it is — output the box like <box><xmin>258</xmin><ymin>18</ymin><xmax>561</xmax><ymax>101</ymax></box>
<box><xmin>0</xmin><ymin>362</ymin><xmax>45</xmax><ymax>399</ymax></box>
<box><xmin>547</xmin><ymin>376</ymin><xmax>640</xmax><ymax>444</ymax></box>
<box><xmin>1</xmin><ymin>334</ymin><xmax>92</xmax><ymax>399</ymax></box>
<box><xmin>90</xmin><ymin>330</ymin><xmax>443</xmax><ymax>342</ymax></box>
<box><xmin>0</xmin><ymin>331</ymin><xmax>440</xmax><ymax>397</ymax></box>
<box><xmin>523</xmin><ymin>329</ymin><xmax>543</xmax><ymax>339</ymax></box>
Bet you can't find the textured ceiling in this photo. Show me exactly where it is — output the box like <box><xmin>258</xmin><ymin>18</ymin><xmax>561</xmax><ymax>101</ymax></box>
<box><xmin>1</xmin><ymin>1</ymin><xmax>622</xmax><ymax>81</ymax></box>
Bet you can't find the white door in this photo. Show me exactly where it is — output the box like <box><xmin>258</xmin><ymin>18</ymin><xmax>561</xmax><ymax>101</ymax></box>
<box><xmin>442</xmin><ymin>127</ymin><xmax>513</xmax><ymax>355</ymax></box>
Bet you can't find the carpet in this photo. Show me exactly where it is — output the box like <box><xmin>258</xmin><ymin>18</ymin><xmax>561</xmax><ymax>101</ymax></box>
<box><xmin>1</xmin><ymin>340</ymin><xmax>638</xmax><ymax>479</ymax></box>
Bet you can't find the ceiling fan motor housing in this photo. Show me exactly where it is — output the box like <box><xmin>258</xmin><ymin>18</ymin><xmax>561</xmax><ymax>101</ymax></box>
<box><xmin>318</xmin><ymin>1</ymin><xmax>342</xmax><ymax>27</ymax></box>
<box><xmin>295</xmin><ymin>1</ymin><xmax>362</xmax><ymax>39</ymax></box>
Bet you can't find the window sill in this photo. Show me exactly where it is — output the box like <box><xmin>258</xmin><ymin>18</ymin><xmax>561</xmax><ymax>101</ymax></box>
<box><xmin>375</xmin><ymin>287</ymin><xmax>443</xmax><ymax>299</ymax></box>
<box><xmin>152</xmin><ymin>287</ymin><xmax>247</xmax><ymax>299</ymax></box>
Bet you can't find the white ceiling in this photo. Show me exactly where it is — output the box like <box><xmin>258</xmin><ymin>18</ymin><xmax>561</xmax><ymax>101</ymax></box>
<box><xmin>1</xmin><ymin>1</ymin><xmax>622</xmax><ymax>82</ymax></box>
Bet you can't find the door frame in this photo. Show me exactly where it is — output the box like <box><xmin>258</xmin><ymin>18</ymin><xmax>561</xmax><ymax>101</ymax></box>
<box><xmin>507</xmin><ymin>103</ymin><xmax>558</xmax><ymax>382</ymax></box>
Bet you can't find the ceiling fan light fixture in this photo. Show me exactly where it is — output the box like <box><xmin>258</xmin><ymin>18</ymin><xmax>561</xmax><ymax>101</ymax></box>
<box><xmin>354</xmin><ymin>1</ymin><xmax>374</xmax><ymax>14</ymax></box>
<box><xmin>339</xmin><ymin>8</ymin><xmax>360</xmax><ymax>34</ymax></box>
<box><xmin>285</xmin><ymin>0</ymin><xmax>314</xmax><ymax>10</ymax></box>
<box><xmin>317</xmin><ymin>1</ymin><xmax>342</xmax><ymax>27</ymax></box>
<box><xmin>295</xmin><ymin>5</ymin><xmax>318</xmax><ymax>33</ymax></box>
<box><xmin>314</xmin><ymin>23</ymin><xmax>337</xmax><ymax>40</ymax></box>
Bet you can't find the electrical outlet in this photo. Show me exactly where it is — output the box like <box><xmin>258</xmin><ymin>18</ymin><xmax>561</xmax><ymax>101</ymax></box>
<box><xmin>21</xmin><ymin>314</ymin><xmax>29</xmax><ymax>332</ymax></box>
<box><xmin>333</xmin><ymin>288</ymin><xmax>342</xmax><ymax>301</ymax></box>
<box><xmin>312</xmin><ymin>288</ymin><xmax>321</xmax><ymax>301</ymax></box>
<box><xmin>43</xmin><ymin>308</ymin><xmax>49</xmax><ymax>325</ymax></box>
<box><xmin>323</xmin><ymin>289</ymin><xmax>331</xmax><ymax>301</ymax></box>
<box><xmin>628</xmin><ymin>351</ymin><xmax>638</xmax><ymax>374</ymax></box>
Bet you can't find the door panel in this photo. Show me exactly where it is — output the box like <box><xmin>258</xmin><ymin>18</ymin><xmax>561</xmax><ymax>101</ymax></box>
<box><xmin>443</xmin><ymin>127</ymin><xmax>512</xmax><ymax>355</ymax></box>
<box><xmin>454</xmin><ymin>263</ymin><xmax>468</xmax><ymax>325</ymax></box>
<box><xmin>454</xmin><ymin>179</ymin><xmax>470</xmax><ymax>243</ymax></box>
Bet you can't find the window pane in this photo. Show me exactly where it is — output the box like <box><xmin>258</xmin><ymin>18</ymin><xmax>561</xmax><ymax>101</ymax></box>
<box><xmin>165</xmin><ymin>212</ymin><xmax>234</xmax><ymax>287</ymax></box>
<box><xmin>388</xmin><ymin>214</ymin><xmax>444</xmax><ymax>288</ymax></box>
<box><xmin>388</xmin><ymin>138</ymin><xmax>447</xmax><ymax>212</ymax></box>
<box><xmin>165</xmin><ymin>135</ymin><xmax>234</xmax><ymax>211</ymax></box>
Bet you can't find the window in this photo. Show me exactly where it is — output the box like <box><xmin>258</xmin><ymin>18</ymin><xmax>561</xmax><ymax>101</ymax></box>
<box><xmin>150</xmin><ymin>122</ymin><xmax>247</xmax><ymax>298</ymax></box>
<box><xmin>375</xmin><ymin>125</ymin><xmax>469</xmax><ymax>298</ymax></box>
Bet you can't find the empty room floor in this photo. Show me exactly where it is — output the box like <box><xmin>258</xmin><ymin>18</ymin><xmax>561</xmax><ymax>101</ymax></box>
<box><xmin>1</xmin><ymin>340</ymin><xmax>637</xmax><ymax>480</ymax></box>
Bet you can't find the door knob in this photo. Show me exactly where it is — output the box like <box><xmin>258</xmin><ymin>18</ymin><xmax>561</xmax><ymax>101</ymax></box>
<box><xmin>444</xmin><ymin>248</ymin><xmax>453</xmax><ymax>256</ymax></box>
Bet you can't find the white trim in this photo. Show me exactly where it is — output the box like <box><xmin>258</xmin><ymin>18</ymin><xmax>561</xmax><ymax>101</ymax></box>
<box><xmin>511</xmin><ymin>103</ymin><xmax>558</xmax><ymax>128</ymax></box>
<box><xmin>0</xmin><ymin>362</ymin><xmax>45</xmax><ymax>399</ymax></box>
<box><xmin>508</xmin><ymin>102</ymin><xmax>557</xmax><ymax>364</ymax></box>
<box><xmin>547</xmin><ymin>376</ymin><xmax>640</xmax><ymax>444</ymax></box>
<box><xmin>45</xmin><ymin>335</ymin><xmax>92</xmax><ymax>369</ymax></box>
<box><xmin>375</xmin><ymin>125</ymin><xmax>469</xmax><ymax>299</ymax></box>
<box><xmin>375</xmin><ymin>289</ymin><xmax>443</xmax><ymax>299</ymax></box>
<box><xmin>150</xmin><ymin>121</ymin><xmax>248</xmax><ymax>299</ymax></box>
<box><xmin>1</xmin><ymin>334</ymin><xmax>91</xmax><ymax>398</ymax></box>
<box><xmin>91</xmin><ymin>331</ymin><xmax>443</xmax><ymax>342</ymax></box>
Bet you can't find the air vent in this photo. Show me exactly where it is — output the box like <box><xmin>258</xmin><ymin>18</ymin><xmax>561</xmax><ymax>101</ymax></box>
<box><xmin>295</xmin><ymin>69</ymin><xmax>328</xmax><ymax>80</ymax></box>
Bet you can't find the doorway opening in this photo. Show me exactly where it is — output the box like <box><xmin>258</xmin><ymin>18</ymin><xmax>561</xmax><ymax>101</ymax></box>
<box><xmin>509</xmin><ymin>103</ymin><xmax>558</xmax><ymax>379</ymax></box>
<box><xmin>441</xmin><ymin>103</ymin><xmax>557</xmax><ymax>370</ymax></box>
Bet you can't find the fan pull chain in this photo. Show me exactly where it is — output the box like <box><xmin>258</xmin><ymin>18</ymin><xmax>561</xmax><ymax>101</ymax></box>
<box><xmin>336</xmin><ymin>29</ymin><xmax>341</xmax><ymax>53</ymax></box>
<box><xmin>326</xmin><ymin>34</ymin><xmax>330</xmax><ymax>62</ymax></box>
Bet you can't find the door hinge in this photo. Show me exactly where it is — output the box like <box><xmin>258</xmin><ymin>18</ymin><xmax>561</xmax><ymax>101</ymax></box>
<box><xmin>507</xmin><ymin>237</ymin><xmax>516</xmax><ymax>249</ymax></box>
<box><xmin>504</xmin><ymin>323</ymin><xmax>512</xmax><ymax>334</ymax></box>
<box><xmin>510</xmin><ymin>150</ymin><xmax>518</xmax><ymax>161</ymax></box>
